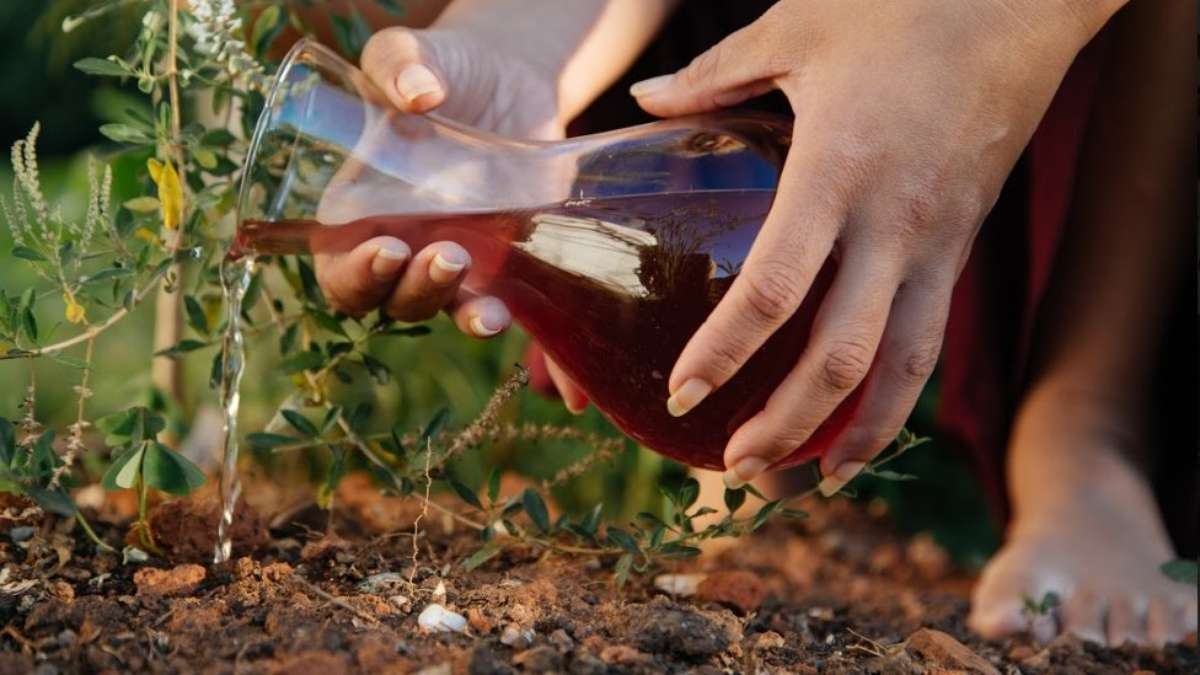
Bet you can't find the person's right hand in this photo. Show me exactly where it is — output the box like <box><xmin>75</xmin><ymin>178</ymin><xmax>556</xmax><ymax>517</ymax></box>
<box><xmin>312</xmin><ymin>25</ymin><xmax>590</xmax><ymax>409</ymax></box>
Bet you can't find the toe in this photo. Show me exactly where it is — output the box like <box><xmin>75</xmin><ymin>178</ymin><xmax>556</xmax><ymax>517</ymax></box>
<box><xmin>1061</xmin><ymin>587</ymin><xmax>1107</xmax><ymax>645</ymax></box>
<box><xmin>1105</xmin><ymin>594</ymin><xmax>1148</xmax><ymax>647</ymax></box>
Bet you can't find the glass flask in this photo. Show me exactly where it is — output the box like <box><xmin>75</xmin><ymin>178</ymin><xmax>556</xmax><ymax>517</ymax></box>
<box><xmin>236</xmin><ymin>38</ymin><xmax>860</xmax><ymax>471</ymax></box>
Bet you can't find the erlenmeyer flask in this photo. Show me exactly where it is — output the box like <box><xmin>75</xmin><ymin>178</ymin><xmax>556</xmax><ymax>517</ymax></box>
<box><xmin>236</xmin><ymin>39</ymin><xmax>860</xmax><ymax>471</ymax></box>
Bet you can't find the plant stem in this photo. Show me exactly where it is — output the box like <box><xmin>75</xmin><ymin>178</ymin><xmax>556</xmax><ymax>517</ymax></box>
<box><xmin>0</xmin><ymin>266</ymin><xmax>171</xmax><ymax>360</ymax></box>
<box><xmin>151</xmin><ymin>0</ymin><xmax>185</xmax><ymax>406</ymax></box>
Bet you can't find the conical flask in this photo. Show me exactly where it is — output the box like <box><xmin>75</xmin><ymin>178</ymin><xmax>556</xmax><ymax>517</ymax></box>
<box><xmin>236</xmin><ymin>39</ymin><xmax>858</xmax><ymax>471</ymax></box>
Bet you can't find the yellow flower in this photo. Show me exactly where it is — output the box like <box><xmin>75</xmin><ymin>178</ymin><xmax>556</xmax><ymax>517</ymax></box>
<box><xmin>147</xmin><ymin>158</ymin><xmax>183</xmax><ymax>230</ymax></box>
<box><xmin>64</xmin><ymin>291</ymin><xmax>86</xmax><ymax>324</ymax></box>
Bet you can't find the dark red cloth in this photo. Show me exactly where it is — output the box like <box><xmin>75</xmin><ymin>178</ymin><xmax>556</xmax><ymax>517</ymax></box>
<box><xmin>937</xmin><ymin>34</ymin><xmax>1110</xmax><ymax>519</ymax></box>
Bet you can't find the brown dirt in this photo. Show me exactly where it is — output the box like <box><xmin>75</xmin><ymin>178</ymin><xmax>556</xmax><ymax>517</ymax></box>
<box><xmin>1</xmin><ymin>475</ymin><xmax>1196</xmax><ymax>674</ymax></box>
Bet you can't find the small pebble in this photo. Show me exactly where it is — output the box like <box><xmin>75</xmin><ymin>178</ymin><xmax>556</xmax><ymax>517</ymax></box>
<box><xmin>418</xmin><ymin>603</ymin><xmax>467</xmax><ymax>633</ymax></box>
<box><xmin>500</xmin><ymin>623</ymin><xmax>535</xmax><ymax>648</ymax></box>
<box><xmin>8</xmin><ymin>526</ymin><xmax>34</xmax><ymax>543</ymax></box>
<box><xmin>653</xmin><ymin>573</ymin><xmax>705</xmax><ymax>597</ymax></box>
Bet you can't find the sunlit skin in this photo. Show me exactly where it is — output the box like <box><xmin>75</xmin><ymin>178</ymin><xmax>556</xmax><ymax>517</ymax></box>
<box><xmin>296</xmin><ymin>0</ymin><xmax>1195</xmax><ymax>645</ymax></box>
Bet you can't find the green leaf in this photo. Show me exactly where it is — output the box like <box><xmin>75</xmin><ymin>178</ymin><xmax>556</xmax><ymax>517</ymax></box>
<box><xmin>678</xmin><ymin>477</ymin><xmax>700</xmax><ymax>510</ymax></box>
<box><xmin>97</xmin><ymin>409</ymin><xmax>137</xmax><ymax>445</ymax></box>
<box><xmin>184</xmin><ymin>295</ymin><xmax>209</xmax><ymax>335</ymax></box>
<box><xmin>486</xmin><ymin>468</ymin><xmax>501</xmax><ymax>503</ymax></box>
<box><xmin>202</xmin><ymin>129</ymin><xmax>236</xmax><ymax>147</ymax></box>
<box><xmin>317</xmin><ymin>449</ymin><xmax>346</xmax><ymax>509</ymax></box>
<box><xmin>279</xmin><ymin>323</ymin><xmax>299</xmax><ymax>354</ymax></box>
<box><xmin>247</xmin><ymin>432</ymin><xmax>299</xmax><ymax>451</ymax></box>
<box><xmin>329</xmin><ymin>8</ymin><xmax>372</xmax><ymax>60</ymax></box>
<box><xmin>11</xmin><ymin>246</ymin><xmax>46</xmax><ymax>262</ymax></box>
<box><xmin>361</xmin><ymin>353</ymin><xmax>391</xmax><ymax>385</ymax></box>
<box><xmin>282</xmin><ymin>410</ymin><xmax>319</xmax><ymax>437</ymax></box>
<box><xmin>750</xmin><ymin>499</ymin><xmax>783</xmax><ymax>531</ymax></box>
<box><xmin>307</xmin><ymin>309</ymin><xmax>347</xmax><ymax>337</ymax></box>
<box><xmin>606</xmin><ymin>526</ymin><xmax>639</xmax><ymax>554</ymax></box>
<box><xmin>30</xmin><ymin>431</ymin><xmax>58</xmax><ymax>477</ymax></box>
<box><xmin>251</xmin><ymin>5</ymin><xmax>286</xmax><ymax>56</ymax></box>
<box><xmin>658</xmin><ymin>541</ymin><xmax>702</xmax><ymax>559</ymax></box>
<box><xmin>419</xmin><ymin>408</ymin><xmax>449</xmax><ymax>447</ymax></box>
<box><xmin>100</xmin><ymin>123</ymin><xmax>153</xmax><ymax>145</ymax></box>
<box><xmin>123</xmin><ymin>196</ymin><xmax>161</xmax><ymax>213</ymax></box>
<box><xmin>102</xmin><ymin>446</ymin><xmax>144</xmax><ymax>490</ymax></box>
<box><xmin>613</xmin><ymin>553</ymin><xmax>633</xmax><ymax>588</ymax></box>
<box><xmin>723</xmin><ymin>487</ymin><xmax>746</xmax><ymax>513</ymax></box>
<box><xmin>461</xmin><ymin>543</ymin><xmax>500</xmax><ymax>571</ymax></box>
<box><xmin>142</xmin><ymin>443</ymin><xmax>206</xmax><ymax>496</ymax></box>
<box><xmin>85</xmin><ymin>266</ymin><xmax>134</xmax><ymax>284</ymax></box>
<box><xmin>296</xmin><ymin>258</ymin><xmax>324</xmax><ymax>306</ymax></box>
<box><xmin>280</xmin><ymin>349</ymin><xmax>325</xmax><ymax>374</ymax></box>
<box><xmin>155</xmin><ymin>339</ymin><xmax>210</xmax><ymax>358</ymax></box>
<box><xmin>522</xmin><ymin>488</ymin><xmax>550</xmax><ymax>532</ymax></box>
<box><xmin>192</xmin><ymin>147</ymin><xmax>218</xmax><ymax>171</ymax></box>
<box><xmin>0</xmin><ymin>417</ymin><xmax>13</xmax><ymax>467</ymax></box>
<box><xmin>74</xmin><ymin>57</ymin><xmax>131</xmax><ymax>77</ymax></box>
<box><xmin>447</xmin><ymin>475</ymin><xmax>483</xmax><ymax>510</ymax></box>
<box><xmin>1160</xmin><ymin>559</ymin><xmax>1199</xmax><ymax>585</ymax></box>
<box><xmin>381</xmin><ymin>325</ymin><xmax>432</xmax><ymax>337</ymax></box>
<box><xmin>28</xmin><ymin>487</ymin><xmax>76</xmax><ymax>517</ymax></box>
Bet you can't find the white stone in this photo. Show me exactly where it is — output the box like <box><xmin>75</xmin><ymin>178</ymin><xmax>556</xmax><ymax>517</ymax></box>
<box><xmin>418</xmin><ymin>603</ymin><xmax>467</xmax><ymax>633</ymax></box>
<box><xmin>653</xmin><ymin>573</ymin><xmax>705</xmax><ymax>597</ymax></box>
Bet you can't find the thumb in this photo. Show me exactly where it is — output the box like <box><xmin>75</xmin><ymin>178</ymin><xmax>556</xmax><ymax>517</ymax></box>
<box><xmin>360</xmin><ymin>27</ymin><xmax>450</xmax><ymax>114</ymax></box>
<box><xmin>630</xmin><ymin>23</ymin><xmax>782</xmax><ymax>117</ymax></box>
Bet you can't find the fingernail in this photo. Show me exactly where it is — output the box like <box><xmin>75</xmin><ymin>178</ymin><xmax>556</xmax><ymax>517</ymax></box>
<box><xmin>429</xmin><ymin>251</ymin><xmax>467</xmax><ymax>283</ymax></box>
<box><xmin>666</xmin><ymin>378</ymin><xmax>712</xmax><ymax>417</ymax></box>
<box><xmin>630</xmin><ymin>74</ymin><xmax>673</xmax><ymax>98</ymax></box>
<box><xmin>395</xmin><ymin>63</ymin><xmax>441</xmax><ymax>104</ymax></box>
<box><xmin>818</xmin><ymin>460</ymin><xmax>867</xmax><ymax>497</ymax></box>
<box><xmin>371</xmin><ymin>240</ymin><xmax>409</xmax><ymax>278</ymax></box>
<box><xmin>469</xmin><ymin>314</ymin><xmax>503</xmax><ymax>338</ymax></box>
<box><xmin>722</xmin><ymin>456</ymin><xmax>768</xmax><ymax>490</ymax></box>
<box><xmin>565</xmin><ymin>396</ymin><xmax>588</xmax><ymax>415</ymax></box>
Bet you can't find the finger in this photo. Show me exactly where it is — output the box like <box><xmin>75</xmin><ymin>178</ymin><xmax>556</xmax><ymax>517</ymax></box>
<box><xmin>544</xmin><ymin>355</ymin><xmax>589</xmax><ymax>414</ymax></box>
<box><xmin>630</xmin><ymin>17</ymin><xmax>789</xmax><ymax>117</ymax></box>
<box><xmin>721</xmin><ymin>249</ymin><xmax>902</xmax><ymax>488</ymax></box>
<box><xmin>817</xmin><ymin>273</ymin><xmax>951</xmax><ymax>491</ymax></box>
<box><xmin>314</xmin><ymin>236</ymin><xmax>410</xmax><ymax>316</ymax></box>
<box><xmin>1061</xmin><ymin>587</ymin><xmax>1107</xmax><ymax>645</ymax></box>
<box><xmin>384</xmin><ymin>241</ymin><xmax>471</xmax><ymax>322</ymax></box>
<box><xmin>449</xmin><ymin>293</ymin><xmax>510</xmax><ymax>339</ymax></box>
<box><xmin>361</xmin><ymin>27</ymin><xmax>447</xmax><ymax>113</ymax></box>
<box><xmin>665</xmin><ymin>144</ymin><xmax>845</xmax><ymax>421</ymax></box>
<box><xmin>1105</xmin><ymin>595</ymin><xmax>1147</xmax><ymax>647</ymax></box>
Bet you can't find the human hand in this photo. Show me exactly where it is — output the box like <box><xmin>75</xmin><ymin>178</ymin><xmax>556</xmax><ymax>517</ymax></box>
<box><xmin>312</xmin><ymin>24</ymin><xmax>589</xmax><ymax>406</ymax></box>
<box><xmin>630</xmin><ymin>0</ymin><xmax>1123</xmax><ymax>489</ymax></box>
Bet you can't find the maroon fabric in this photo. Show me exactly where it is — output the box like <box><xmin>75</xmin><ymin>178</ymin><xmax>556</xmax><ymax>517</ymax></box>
<box><xmin>936</xmin><ymin>35</ymin><xmax>1109</xmax><ymax>519</ymax></box>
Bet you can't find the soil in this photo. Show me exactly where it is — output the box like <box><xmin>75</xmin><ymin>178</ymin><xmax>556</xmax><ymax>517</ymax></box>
<box><xmin>1</xmin><ymin>474</ymin><xmax>1196</xmax><ymax>674</ymax></box>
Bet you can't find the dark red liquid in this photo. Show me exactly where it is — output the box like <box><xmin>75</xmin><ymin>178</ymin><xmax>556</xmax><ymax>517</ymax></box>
<box><xmin>234</xmin><ymin>190</ymin><xmax>861</xmax><ymax>470</ymax></box>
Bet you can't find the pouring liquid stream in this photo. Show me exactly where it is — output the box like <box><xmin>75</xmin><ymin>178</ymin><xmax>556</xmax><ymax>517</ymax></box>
<box><xmin>214</xmin><ymin>257</ymin><xmax>253</xmax><ymax>564</ymax></box>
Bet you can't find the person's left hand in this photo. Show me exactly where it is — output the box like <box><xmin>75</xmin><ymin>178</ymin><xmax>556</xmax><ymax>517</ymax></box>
<box><xmin>629</xmin><ymin>0</ymin><xmax>1121</xmax><ymax>491</ymax></box>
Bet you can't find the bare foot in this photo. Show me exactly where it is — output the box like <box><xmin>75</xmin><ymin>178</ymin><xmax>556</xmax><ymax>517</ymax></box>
<box><xmin>968</xmin><ymin>389</ymin><xmax>1198</xmax><ymax>646</ymax></box>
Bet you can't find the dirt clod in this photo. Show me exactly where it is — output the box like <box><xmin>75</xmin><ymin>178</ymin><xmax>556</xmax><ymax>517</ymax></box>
<box><xmin>904</xmin><ymin>627</ymin><xmax>1000</xmax><ymax>675</ymax></box>
<box><xmin>696</xmin><ymin>569</ymin><xmax>766</xmax><ymax>614</ymax></box>
<box><xmin>146</xmin><ymin>496</ymin><xmax>266</xmax><ymax>562</ymax></box>
<box><xmin>133</xmin><ymin>564</ymin><xmax>206</xmax><ymax>597</ymax></box>
<box><xmin>629</xmin><ymin>598</ymin><xmax>731</xmax><ymax>660</ymax></box>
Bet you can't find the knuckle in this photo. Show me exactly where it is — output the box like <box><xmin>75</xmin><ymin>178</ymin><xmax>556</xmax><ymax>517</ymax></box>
<box><xmin>817</xmin><ymin>337</ymin><xmax>874</xmax><ymax>393</ymax></box>
<box><xmin>900</xmin><ymin>339</ymin><xmax>941</xmax><ymax>384</ymax></box>
<box><xmin>701</xmin><ymin>332</ymin><xmax>748</xmax><ymax>383</ymax></box>
<box><xmin>681</xmin><ymin>45</ymin><xmax>724</xmax><ymax>89</ymax></box>
<box><xmin>741</xmin><ymin>266</ymin><xmax>802</xmax><ymax>325</ymax></box>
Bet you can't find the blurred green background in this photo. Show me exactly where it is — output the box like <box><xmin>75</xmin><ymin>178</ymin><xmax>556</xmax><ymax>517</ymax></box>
<box><xmin>0</xmin><ymin>2</ymin><xmax>997</xmax><ymax>566</ymax></box>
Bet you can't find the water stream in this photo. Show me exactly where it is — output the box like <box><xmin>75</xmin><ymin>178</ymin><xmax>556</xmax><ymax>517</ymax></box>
<box><xmin>214</xmin><ymin>257</ymin><xmax>253</xmax><ymax>563</ymax></box>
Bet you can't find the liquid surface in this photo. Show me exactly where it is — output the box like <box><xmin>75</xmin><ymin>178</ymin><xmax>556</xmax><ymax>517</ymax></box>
<box><xmin>234</xmin><ymin>190</ymin><xmax>860</xmax><ymax>471</ymax></box>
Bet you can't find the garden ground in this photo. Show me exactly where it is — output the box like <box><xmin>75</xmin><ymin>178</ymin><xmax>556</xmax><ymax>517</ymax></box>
<box><xmin>2</xmin><ymin>473</ymin><xmax>1195</xmax><ymax>674</ymax></box>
